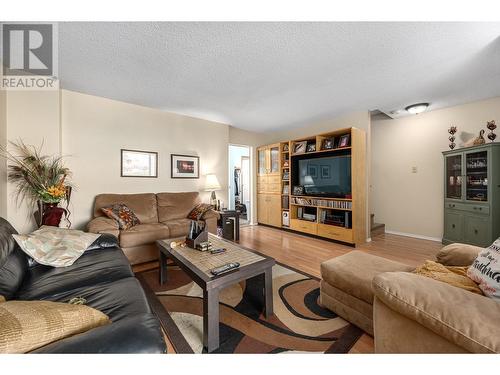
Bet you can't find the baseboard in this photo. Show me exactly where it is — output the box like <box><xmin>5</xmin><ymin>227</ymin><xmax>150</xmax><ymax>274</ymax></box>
<box><xmin>385</xmin><ymin>230</ymin><xmax>441</xmax><ymax>242</ymax></box>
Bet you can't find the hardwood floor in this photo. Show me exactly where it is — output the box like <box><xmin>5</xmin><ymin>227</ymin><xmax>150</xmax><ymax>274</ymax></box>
<box><xmin>238</xmin><ymin>225</ymin><xmax>443</xmax><ymax>353</ymax></box>
<box><xmin>135</xmin><ymin>225</ymin><xmax>444</xmax><ymax>354</ymax></box>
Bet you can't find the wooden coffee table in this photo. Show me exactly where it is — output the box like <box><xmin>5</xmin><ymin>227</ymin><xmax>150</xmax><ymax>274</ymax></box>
<box><xmin>156</xmin><ymin>234</ymin><xmax>275</xmax><ymax>353</ymax></box>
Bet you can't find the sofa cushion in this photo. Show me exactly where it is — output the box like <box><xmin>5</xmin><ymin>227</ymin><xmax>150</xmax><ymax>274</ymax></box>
<box><xmin>373</xmin><ymin>271</ymin><xmax>500</xmax><ymax>353</ymax></box>
<box><xmin>161</xmin><ymin>218</ymin><xmax>192</xmax><ymax>238</ymax></box>
<box><xmin>93</xmin><ymin>193</ymin><xmax>158</xmax><ymax>224</ymax></box>
<box><xmin>321</xmin><ymin>250</ymin><xmax>414</xmax><ymax>304</ymax></box>
<box><xmin>16</xmin><ymin>247</ymin><xmax>133</xmax><ymax>300</ymax></box>
<box><xmin>157</xmin><ymin>192</ymin><xmax>201</xmax><ymax>222</ymax></box>
<box><xmin>0</xmin><ymin>218</ymin><xmax>27</xmax><ymax>300</ymax></box>
<box><xmin>32</xmin><ymin>313</ymin><xmax>166</xmax><ymax>354</ymax></box>
<box><xmin>119</xmin><ymin>223</ymin><xmax>169</xmax><ymax>248</ymax></box>
<box><xmin>37</xmin><ymin>277</ymin><xmax>151</xmax><ymax>322</ymax></box>
<box><xmin>436</xmin><ymin>242</ymin><xmax>483</xmax><ymax>267</ymax></box>
<box><xmin>0</xmin><ymin>300</ymin><xmax>109</xmax><ymax>353</ymax></box>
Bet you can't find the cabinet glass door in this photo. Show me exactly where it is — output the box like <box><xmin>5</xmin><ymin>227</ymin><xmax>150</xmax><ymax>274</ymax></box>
<box><xmin>446</xmin><ymin>154</ymin><xmax>463</xmax><ymax>200</ymax></box>
<box><xmin>466</xmin><ymin>151</ymin><xmax>488</xmax><ymax>202</ymax></box>
<box><xmin>258</xmin><ymin>149</ymin><xmax>266</xmax><ymax>174</ymax></box>
<box><xmin>270</xmin><ymin>146</ymin><xmax>279</xmax><ymax>173</ymax></box>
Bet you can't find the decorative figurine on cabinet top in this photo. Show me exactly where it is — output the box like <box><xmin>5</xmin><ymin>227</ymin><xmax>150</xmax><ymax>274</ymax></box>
<box><xmin>487</xmin><ymin>120</ymin><xmax>497</xmax><ymax>142</ymax></box>
<box><xmin>448</xmin><ymin>126</ymin><xmax>457</xmax><ymax>150</ymax></box>
<box><xmin>473</xmin><ymin>129</ymin><xmax>486</xmax><ymax>146</ymax></box>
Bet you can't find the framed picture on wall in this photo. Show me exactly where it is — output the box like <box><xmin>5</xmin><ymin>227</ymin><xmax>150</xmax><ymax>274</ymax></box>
<box><xmin>171</xmin><ymin>154</ymin><xmax>200</xmax><ymax>179</ymax></box>
<box><xmin>121</xmin><ymin>149</ymin><xmax>158</xmax><ymax>177</ymax></box>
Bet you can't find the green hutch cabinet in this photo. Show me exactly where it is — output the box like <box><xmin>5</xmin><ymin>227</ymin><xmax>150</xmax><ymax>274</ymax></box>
<box><xmin>443</xmin><ymin>143</ymin><xmax>500</xmax><ymax>246</ymax></box>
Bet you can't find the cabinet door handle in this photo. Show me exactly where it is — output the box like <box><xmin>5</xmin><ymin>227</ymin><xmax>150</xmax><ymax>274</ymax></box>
<box><xmin>474</xmin><ymin>229</ymin><xmax>479</xmax><ymax>234</ymax></box>
<box><xmin>452</xmin><ymin>224</ymin><xmax>456</xmax><ymax>229</ymax></box>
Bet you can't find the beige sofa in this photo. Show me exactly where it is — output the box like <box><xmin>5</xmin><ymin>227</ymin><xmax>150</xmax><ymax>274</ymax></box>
<box><xmin>321</xmin><ymin>244</ymin><xmax>500</xmax><ymax>353</ymax></box>
<box><xmin>87</xmin><ymin>192</ymin><xmax>217</xmax><ymax>265</ymax></box>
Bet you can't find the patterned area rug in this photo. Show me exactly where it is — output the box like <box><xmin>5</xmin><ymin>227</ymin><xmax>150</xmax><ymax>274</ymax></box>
<box><xmin>138</xmin><ymin>262</ymin><xmax>362</xmax><ymax>354</ymax></box>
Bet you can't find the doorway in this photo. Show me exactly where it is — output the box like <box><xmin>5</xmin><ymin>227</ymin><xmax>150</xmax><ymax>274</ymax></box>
<box><xmin>228</xmin><ymin>144</ymin><xmax>251</xmax><ymax>226</ymax></box>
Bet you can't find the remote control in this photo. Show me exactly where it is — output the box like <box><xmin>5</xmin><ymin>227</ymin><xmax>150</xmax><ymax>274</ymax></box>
<box><xmin>210</xmin><ymin>248</ymin><xmax>226</xmax><ymax>254</ymax></box>
<box><xmin>210</xmin><ymin>262</ymin><xmax>240</xmax><ymax>276</ymax></box>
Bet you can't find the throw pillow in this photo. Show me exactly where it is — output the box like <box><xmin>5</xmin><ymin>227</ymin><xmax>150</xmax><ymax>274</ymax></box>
<box><xmin>13</xmin><ymin>226</ymin><xmax>101</xmax><ymax>268</ymax></box>
<box><xmin>467</xmin><ymin>238</ymin><xmax>500</xmax><ymax>300</ymax></box>
<box><xmin>413</xmin><ymin>260</ymin><xmax>483</xmax><ymax>295</ymax></box>
<box><xmin>0</xmin><ymin>300</ymin><xmax>109</xmax><ymax>353</ymax></box>
<box><xmin>0</xmin><ymin>295</ymin><xmax>4</xmax><ymax>303</ymax></box>
<box><xmin>101</xmin><ymin>203</ymin><xmax>140</xmax><ymax>230</ymax></box>
<box><xmin>187</xmin><ymin>203</ymin><xmax>214</xmax><ymax>221</ymax></box>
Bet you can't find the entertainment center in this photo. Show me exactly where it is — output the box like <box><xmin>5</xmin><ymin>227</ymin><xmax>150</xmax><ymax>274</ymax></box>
<box><xmin>257</xmin><ymin>127</ymin><xmax>366</xmax><ymax>246</ymax></box>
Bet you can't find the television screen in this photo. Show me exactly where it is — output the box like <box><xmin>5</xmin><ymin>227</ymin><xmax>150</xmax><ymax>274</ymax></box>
<box><xmin>297</xmin><ymin>155</ymin><xmax>351</xmax><ymax>197</ymax></box>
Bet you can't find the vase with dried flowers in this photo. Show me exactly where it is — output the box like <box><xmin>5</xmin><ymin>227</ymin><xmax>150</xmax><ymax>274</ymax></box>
<box><xmin>0</xmin><ymin>140</ymin><xmax>73</xmax><ymax>228</ymax></box>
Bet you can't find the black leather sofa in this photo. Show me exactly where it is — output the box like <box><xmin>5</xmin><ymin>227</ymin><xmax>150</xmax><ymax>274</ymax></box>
<box><xmin>0</xmin><ymin>217</ymin><xmax>166</xmax><ymax>353</ymax></box>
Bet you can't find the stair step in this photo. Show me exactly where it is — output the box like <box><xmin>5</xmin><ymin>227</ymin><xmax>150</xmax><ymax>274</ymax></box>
<box><xmin>371</xmin><ymin>222</ymin><xmax>385</xmax><ymax>236</ymax></box>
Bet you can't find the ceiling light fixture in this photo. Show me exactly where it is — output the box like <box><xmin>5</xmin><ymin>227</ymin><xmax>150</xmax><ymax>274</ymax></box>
<box><xmin>405</xmin><ymin>103</ymin><xmax>429</xmax><ymax>115</ymax></box>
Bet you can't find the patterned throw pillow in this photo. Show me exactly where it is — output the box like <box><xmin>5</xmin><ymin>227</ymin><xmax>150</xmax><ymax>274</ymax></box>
<box><xmin>13</xmin><ymin>226</ymin><xmax>101</xmax><ymax>268</ymax></box>
<box><xmin>187</xmin><ymin>203</ymin><xmax>214</xmax><ymax>221</ymax></box>
<box><xmin>101</xmin><ymin>203</ymin><xmax>140</xmax><ymax>230</ymax></box>
<box><xmin>467</xmin><ymin>238</ymin><xmax>500</xmax><ymax>301</ymax></box>
<box><xmin>0</xmin><ymin>300</ymin><xmax>109</xmax><ymax>353</ymax></box>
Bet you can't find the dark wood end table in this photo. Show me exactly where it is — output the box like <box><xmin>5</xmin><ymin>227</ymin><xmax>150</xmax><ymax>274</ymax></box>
<box><xmin>157</xmin><ymin>234</ymin><xmax>275</xmax><ymax>353</ymax></box>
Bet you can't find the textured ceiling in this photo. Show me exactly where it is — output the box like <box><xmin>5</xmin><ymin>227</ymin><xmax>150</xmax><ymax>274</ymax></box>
<box><xmin>58</xmin><ymin>22</ymin><xmax>500</xmax><ymax>132</ymax></box>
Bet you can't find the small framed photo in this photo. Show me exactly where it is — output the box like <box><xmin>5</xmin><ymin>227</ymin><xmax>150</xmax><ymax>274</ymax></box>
<box><xmin>306</xmin><ymin>143</ymin><xmax>316</xmax><ymax>152</ymax></box>
<box><xmin>293</xmin><ymin>141</ymin><xmax>307</xmax><ymax>154</ymax></box>
<box><xmin>322</xmin><ymin>138</ymin><xmax>335</xmax><ymax>150</ymax></box>
<box><xmin>293</xmin><ymin>185</ymin><xmax>305</xmax><ymax>195</ymax></box>
<box><xmin>171</xmin><ymin>154</ymin><xmax>200</xmax><ymax>179</ymax></box>
<box><xmin>338</xmin><ymin>134</ymin><xmax>350</xmax><ymax>148</ymax></box>
<box><xmin>121</xmin><ymin>149</ymin><xmax>158</xmax><ymax>178</ymax></box>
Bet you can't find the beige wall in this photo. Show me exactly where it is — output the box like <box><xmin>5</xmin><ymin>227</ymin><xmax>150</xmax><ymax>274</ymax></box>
<box><xmin>0</xmin><ymin>90</ymin><xmax>6</xmax><ymax>218</ymax></box>
<box><xmin>5</xmin><ymin>90</ymin><xmax>61</xmax><ymax>233</ymax></box>
<box><xmin>61</xmin><ymin>90</ymin><xmax>229</xmax><ymax>229</ymax></box>
<box><xmin>258</xmin><ymin>111</ymin><xmax>372</xmax><ymax>240</ymax></box>
<box><xmin>3</xmin><ymin>89</ymin><xmax>229</xmax><ymax>232</ymax></box>
<box><xmin>371</xmin><ymin>96</ymin><xmax>500</xmax><ymax>240</ymax></box>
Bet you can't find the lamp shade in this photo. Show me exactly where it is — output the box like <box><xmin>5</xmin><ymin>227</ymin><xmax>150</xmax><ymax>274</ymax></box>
<box><xmin>204</xmin><ymin>173</ymin><xmax>221</xmax><ymax>191</ymax></box>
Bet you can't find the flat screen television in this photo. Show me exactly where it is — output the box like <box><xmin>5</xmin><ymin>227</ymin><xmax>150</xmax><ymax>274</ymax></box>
<box><xmin>293</xmin><ymin>155</ymin><xmax>351</xmax><ymax>198</ymax></box>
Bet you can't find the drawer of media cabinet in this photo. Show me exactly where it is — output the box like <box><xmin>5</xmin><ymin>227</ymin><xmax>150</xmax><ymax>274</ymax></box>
<box><xmin>445</xmin><ymin>202</ymin><xmax>489</xmax><ymax>215</ymax></box>
<box><xmin>290</xmin><ymin>219</ymin><xmax>317</xmax><ymax>235</ymax></box>
<box><xmin>317</xmin><ymin>224</ymin><xmax>353</xmax><ymax>243</ymax></box>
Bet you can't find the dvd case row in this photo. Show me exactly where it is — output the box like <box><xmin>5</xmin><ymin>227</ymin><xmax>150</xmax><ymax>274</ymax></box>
<box><xmin>290</xmin><ymin>197</ymin><xmax>352</xmax><ymax>210</ymax></box>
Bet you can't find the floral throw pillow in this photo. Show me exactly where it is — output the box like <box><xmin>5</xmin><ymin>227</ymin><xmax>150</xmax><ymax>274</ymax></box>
<box><xmin>101</xmin><ymin>203</ymin><xmax>140</xmax><ymax>230</ymax></box>
<box><xmin>187</xmin><ymin>203</ymin><xmax>214</xmax><ymax>221</ymax></box>
<box><xmin>467</xmin><ymin>238</ymin><xmax>500</xmax><ymax>301</ymax></box>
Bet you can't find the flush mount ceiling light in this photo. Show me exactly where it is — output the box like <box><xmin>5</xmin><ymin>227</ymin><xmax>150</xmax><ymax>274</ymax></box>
<box><xmin>405</xmin><ymin>103</ymin><xmax>429</xmax><ymax>115</ymax></box>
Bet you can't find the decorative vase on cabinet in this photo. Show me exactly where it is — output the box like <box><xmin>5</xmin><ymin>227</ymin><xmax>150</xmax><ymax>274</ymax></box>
<box><xmin>442</xmin><ymin>143</ymin><xmax>500</xmax><ymax>247</ymax></box>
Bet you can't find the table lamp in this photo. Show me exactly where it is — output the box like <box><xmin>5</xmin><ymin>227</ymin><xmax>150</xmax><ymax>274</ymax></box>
<box><xmin>204</xmin><ymin>173</ymin><xmax>221</xmax><ymax>209</ymax></box>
